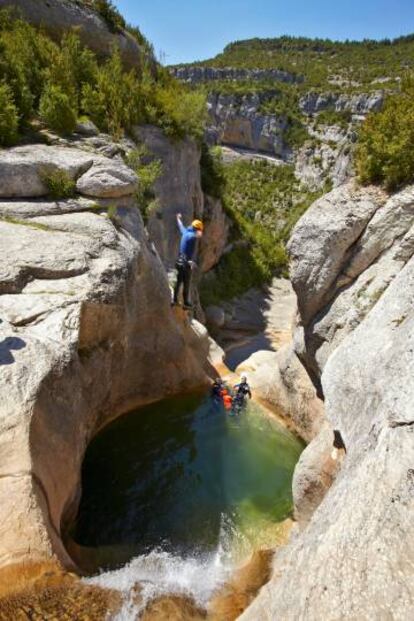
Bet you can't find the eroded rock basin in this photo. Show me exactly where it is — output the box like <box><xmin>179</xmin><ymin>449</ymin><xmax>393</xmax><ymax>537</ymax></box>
<box><xmin>68</xmin><ymin>393</ymin><xmax>303</xmax><ymax>617</ymax></box>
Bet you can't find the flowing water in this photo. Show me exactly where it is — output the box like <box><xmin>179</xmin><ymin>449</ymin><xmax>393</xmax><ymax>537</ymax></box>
<box><xmin>72</xmin><ymin>393</ymin><xmax>303</xmax><ymax>617</ymax></box>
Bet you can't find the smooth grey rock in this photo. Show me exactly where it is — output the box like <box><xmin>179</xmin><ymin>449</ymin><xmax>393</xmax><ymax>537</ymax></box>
<box><xmin>290</xmin><ymin>183</ymin><xmax>414</xmax><ymax>378</ymax></box>
<box><xmin>299</xmin><ymin>90</ymin><xmax>384</xmax><ymax>114</ymax></box>
<box><xmin>133</xmin><ymin>125</ymin><xmax>205</xmax><ymax>268</ymax></box>
<box><xmin>242</xmin><ymin>182</ymin><xmax>414</xmax><ymax>621</ymax></box>
<box><xmin>76</xmin><ymin>159</ymin><xmax>138</xmax><ymax>198</ymax></box>
<box><xmin>292</xmin><ymin>422</ymin><xmax>342</xmax><ymax>527</ymax></box>
<box><xmin>0</xmin><ymin>145</ymin><xmax>94</xmax><ymax>198</ymax></box>
<box><xmin>240</xmin><ymin>344</ymin><xmax>324</xmax><ymax>443</ymax></box>
<box><xmin>287</xmin><ymin>182</ymin><xmax>383</xmax><ymax>323</ymax></box>
<box><xmin>170</xmin><ymin>66</ymin><xmax>302</xmax><ymax>85</ymax></box>
<box><xmin>75</xmin><ymin>120</ymin><xmax>99</xmax><ymax>137</ymax></box>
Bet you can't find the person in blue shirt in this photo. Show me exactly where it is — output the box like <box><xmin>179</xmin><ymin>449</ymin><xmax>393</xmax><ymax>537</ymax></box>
<box><xmin>172</xmin><ymin>213</ymin><xmax>204</xmax><ymax>310</ymax></box>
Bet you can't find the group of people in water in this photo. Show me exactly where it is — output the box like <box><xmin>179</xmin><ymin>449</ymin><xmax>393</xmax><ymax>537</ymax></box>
<box><xmin>211</xmin><ymin>374</ymin><xmax>252</xmax><ymax>415</ymax></box>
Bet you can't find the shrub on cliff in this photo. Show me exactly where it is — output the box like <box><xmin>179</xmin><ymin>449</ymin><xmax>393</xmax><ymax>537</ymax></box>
<box><xmin>356</xmin><ymin>77</ymin><xmax>414</xmax><ymax>190</ymax></box>
<box><xmin>40</xmin><ymin>169</ymin><xmax>76</xmax><ymax>199</ymax></box>
<box><xmin>0</xmin><ymin>83</ymin><xmax>19</xmax><ymax>146</ymax></box>
<box><xmin>0</xmin><ymin>9</ymin><xmax>207</xmax><ymax>141</ymax></box>
<box><xmin>82</xmin><ymin>47</ymin><xmax>144</xmax><ymax>138</ymax></box>
<box><xmin>200</xmin><ymin>144</ymin><xmax>226</xmax><ymax>198</ymax></box>
<box><xmin>46</xmin><ymin>31</ymin><xmax>98</xmax><ymax>111</ymax></box>
<box><xmin>125</xmin><ymin>146</ymin><xmax>162</xmax><ymax>222</ymax></box>
<box><xmin>39</xmin><ymin>84</ymin><xmax>77</xmax><ymax>135</ymax></box>
<box><xmin>154</xmin><ymin>84</ymin><xmax>207</xmax><ymax>140</ymax></box>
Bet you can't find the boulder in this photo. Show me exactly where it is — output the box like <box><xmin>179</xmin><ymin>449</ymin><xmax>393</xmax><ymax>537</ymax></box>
<box><xmin>0</xmin><ymin>145</ymin><xmax>138</xmax><ymax>201</ymax></box>
<box><xmin>75</xmin><ymin>120</ymin><xmax>99</xmax><ymax>137</ymax></box>
<box><xmin>0</xmin><ymin>145</ymin><xmax>94</xmax><ymax>198</ymax></box>
<box><xmin>76</xmin><ymin>159</ymin><xmax>138</xmax><ymax>198</ymax></box>
<box><xmin>204</xmin><ymin>305</ymin><xmax>226</xmax><ymax>329</ymax></box>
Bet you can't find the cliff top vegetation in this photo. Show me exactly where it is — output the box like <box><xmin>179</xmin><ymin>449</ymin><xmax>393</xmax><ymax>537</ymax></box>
<box><xmin>0</xmin><ymin>8</ymin><xmax>207</xmax><ymax>145</ymax></box>
<box><xmin>174</xmin><ymin>34</ymin><xmax>414</xmax><ymax>91</ymax></box>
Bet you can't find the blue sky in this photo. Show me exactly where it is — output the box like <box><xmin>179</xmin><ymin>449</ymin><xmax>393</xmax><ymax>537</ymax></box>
<box><xmin>115</xmin><ymin>0</ymin><xmax>414</xmax><ymax>65</ymax></box>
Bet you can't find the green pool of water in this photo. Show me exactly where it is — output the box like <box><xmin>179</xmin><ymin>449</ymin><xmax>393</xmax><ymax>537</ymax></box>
<box><xmin>73</xmin><ymin>393</ymin><xmax>303</xmax><ymax>569</ymax></box>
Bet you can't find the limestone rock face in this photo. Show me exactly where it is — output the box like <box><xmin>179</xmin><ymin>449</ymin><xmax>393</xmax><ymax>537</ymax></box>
<box><xmin>287</xmin><ymin>182</ymin><xmax>414</xmax><ymax>380</ymax></box>
<box><xmin>199</xmin><ymin>195</ymin><xmax>230</xmax><ymax>273</ymax></box>
<box><xmin>242</xmin><ymin>181</ymin><xmax>414</xmax><ymax>620</ymax></box>
<box><xmin>292</xmin><ymin>422</ymin><xmax>343</xmax><ymax>527</ymax></box>
<box><xmin>0</xmin><ymin>145</ymin><xmax>138</xmax><ymax>200</ymax></box>
<box><xmin>0</xmin><ymin>142</ymin><xmax>211</xmax><ymax>569</ymax></box>
<box><xmin>207</xmin><ymin>93</ymin><xmax>290</xmax><ymax>158</ymax></box>
<box><xmin>133</xmin><ymin>125</ymin><xmax>204</xmax><ymax>268</ymax></box>
<box><xmin>133</xmin><ymin>126</ymin><xmax>229</xmax><ymax>276</ymax></box>
<box><xmin>240</xmin><ymin>345</ymin><xmax>324</xmax><ymax>443</ymax></box>
<box><xmin>294</xmin><ymin>125</ymin><xmax>354</xmax><ymax>190</ymax></box>
<box><xmin>0</xmin><ymin>0</ymin><xmax>149</xmax><ymax>70</ymax></box>
<box><xmin>288</xmin><ymin>182</ymin><xmax>384</xmax><ymax>325</ymax></box>
<box><xmin>299</xmin><ymin>90</ymin><xmax>384</xmax><ymax>115</ymax></box>
<box><xmin>242</xmin><ymin>250</ymin><xmax>414</xmax><ymax>621</ymax></box>
<box><xmin>170</xmin><ymin>66</ymin><xmax>302</xmax><ymax>85</ymax></box>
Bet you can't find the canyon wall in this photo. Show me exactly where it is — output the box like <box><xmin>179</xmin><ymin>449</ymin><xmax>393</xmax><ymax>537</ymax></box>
<box><xmin>241</xmin><ymin>181</ymin><xmax>414</xmax><ymax>620</ymax></box>
<box><xmin>170</xmin><ymin>66</ymin><xmax>302</xmax><ymax>84</ymax></box>
<box><xmin>0</xmin><ymin>136</ymin><xmax>214</xmax><ymax>569</ymax></box>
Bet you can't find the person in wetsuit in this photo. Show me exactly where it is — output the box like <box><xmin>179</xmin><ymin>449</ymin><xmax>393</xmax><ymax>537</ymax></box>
<box><xmin>172</xmin><ymin>213</ymin><xmax>204</xmax><ymax>310</ymax></box>
<box><xmin>211</xmin><ymin>378</ymin><xmax>223</xmax><ymax>404</ymax></box>
<box><xmin>233</xmin><ymin>374</ymin><xmax>252</xmax><ymax>412</ymax></box>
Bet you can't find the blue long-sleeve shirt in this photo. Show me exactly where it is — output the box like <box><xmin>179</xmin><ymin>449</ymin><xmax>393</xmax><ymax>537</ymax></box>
<box><xmin>177</xmin><ymin>220</ymin><xmax>198</xmax><ymax>261</ymax></box>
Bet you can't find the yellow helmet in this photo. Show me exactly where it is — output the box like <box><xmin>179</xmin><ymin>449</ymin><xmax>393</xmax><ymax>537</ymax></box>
<box><xmin>192</xmin><ymin>219</ymin><xmax>204</xmax><ymax>231</ymax></box>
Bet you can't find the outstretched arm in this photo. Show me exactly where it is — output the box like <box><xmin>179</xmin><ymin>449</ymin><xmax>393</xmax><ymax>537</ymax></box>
<box><xmin>176</xmin><ymin>213</ymin><xmax>186</xmax><ymax>235</ymax></box>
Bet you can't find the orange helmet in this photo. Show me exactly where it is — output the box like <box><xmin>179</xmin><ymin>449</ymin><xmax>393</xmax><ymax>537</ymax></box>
<box><xmin>192</xmin><ymin>219</ymin><xmax>204</xmax><ymax>231</ymax></box>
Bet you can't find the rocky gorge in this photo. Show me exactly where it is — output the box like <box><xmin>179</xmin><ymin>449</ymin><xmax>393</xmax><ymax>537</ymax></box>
<box><xmin>0</xmin><ymin>5</ymin><xmax>413</xmax><ymax>621</ymax></box>
<box><xmin>172</xmin><ymin>68</ymin><xmax>387</xmax><ymax>191</ymax></box>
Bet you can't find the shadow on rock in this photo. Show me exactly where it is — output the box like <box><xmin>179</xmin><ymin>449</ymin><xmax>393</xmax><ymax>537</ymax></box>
<box><xmin>0</xmin><ymin>337</ymin><xmax>26</xmax><ymax>365</ymax></box>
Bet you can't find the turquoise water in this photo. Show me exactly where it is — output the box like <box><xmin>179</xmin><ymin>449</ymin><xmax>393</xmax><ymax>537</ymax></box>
<box><xmin>74</xmin><ymin>393</ymin><xmax>303</xmax><ymax>572</ymax></box>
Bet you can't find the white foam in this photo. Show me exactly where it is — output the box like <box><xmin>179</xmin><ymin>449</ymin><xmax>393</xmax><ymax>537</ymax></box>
<box><xmin>83</xmin><ymin>516</ymin><xmax>237</xmax><ymax>619</ymax></box>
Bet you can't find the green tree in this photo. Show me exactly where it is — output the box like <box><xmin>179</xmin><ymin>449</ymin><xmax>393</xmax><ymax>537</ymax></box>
<box><xmin>0</xmin><ymin>83</ymin><xmax>18</xmax><ymax>145</ymax></box>
<box><xmin>356</xmin><ymin>76</ymin><xmax>414</xmax><ymax>190</ymax></box>
<box><xmin>82</xmin><ymin>47</ymin><xmax>144</xmax><ymax>138</ymax></box>
<box><xmin>39</xmin><ymin>83</ymin><xmax>77</xmax><ymax>135</ymax></box>
<box><xmin>47</xmin><ymin>30</ymin><xmax>98</xmax><ymax>111</ymax></box>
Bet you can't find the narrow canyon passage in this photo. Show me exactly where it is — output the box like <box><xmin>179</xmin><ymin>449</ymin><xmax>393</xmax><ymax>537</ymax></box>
<box><xmin>68</xmin><ymin>393</ymin><xmax>303</xmax><ymax>615</ymax></box>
